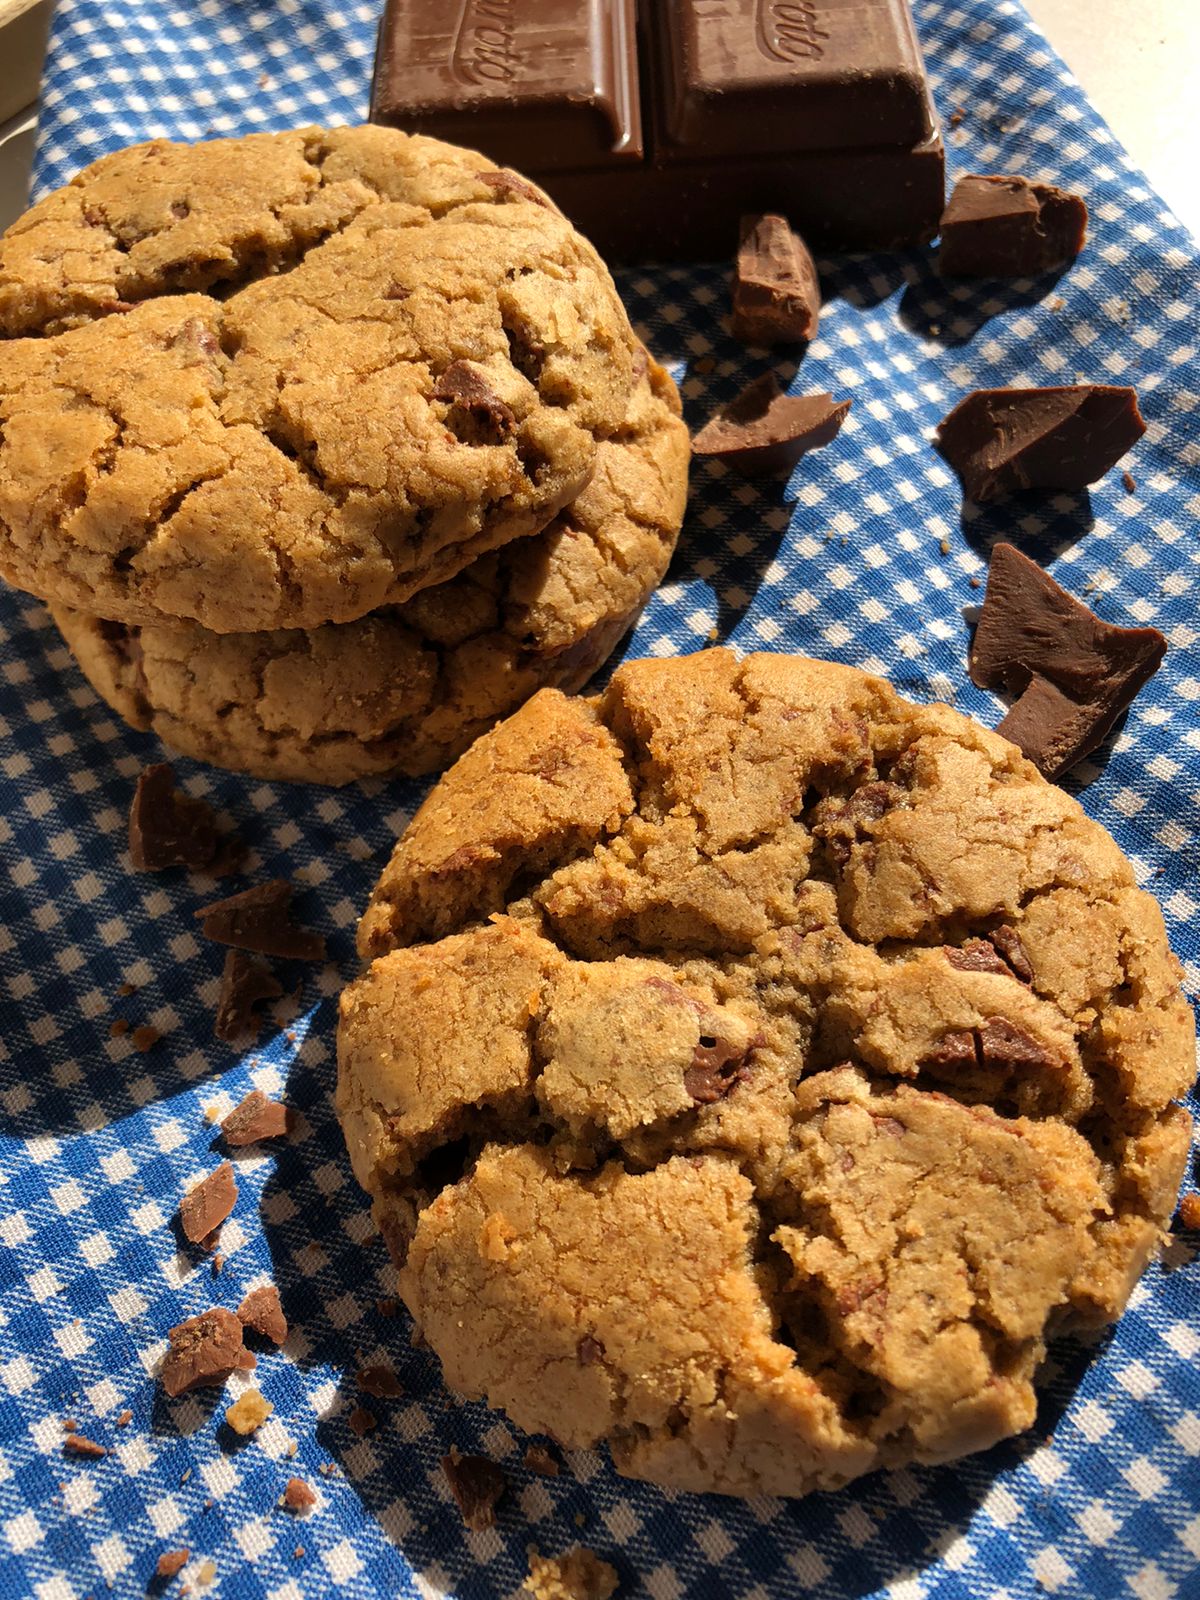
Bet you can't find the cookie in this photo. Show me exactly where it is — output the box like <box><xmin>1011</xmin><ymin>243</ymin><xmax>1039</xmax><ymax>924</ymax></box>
<box><xmin>0</xmin><ymin>126</ymin><xmax>638</xmax><ymax>632</ymax></box>
<box><xmin>338</xmin><ymin>649</ymin><xmax>1194</xmax><ymax>1498</ymax></box>
<box><xmin>50</xmin><ymin>356</ymin><xmax>688</xmax><ymax>785</ymax></box>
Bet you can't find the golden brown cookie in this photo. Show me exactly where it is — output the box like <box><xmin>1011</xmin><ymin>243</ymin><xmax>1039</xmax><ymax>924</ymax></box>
<box><xmin>50</xmin><ymin>356</ymin><xmax>688</xmax><ymax>785</ymax></box>
<box><xmin>0</xmin><ymin>126</ymin><xmax>639</xmax><ymax>632</ymax></box>
<box><xmin>338</xmin><ymin>649</ymin><xmax>1195</xmax><ymax>1498</ymax></box>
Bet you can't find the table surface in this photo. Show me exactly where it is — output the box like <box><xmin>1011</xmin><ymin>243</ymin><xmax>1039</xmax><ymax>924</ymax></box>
<box><xmin>0</xmin><ymin>0</ymin><xmax>1198</xmax><ymax>237</ymax></box>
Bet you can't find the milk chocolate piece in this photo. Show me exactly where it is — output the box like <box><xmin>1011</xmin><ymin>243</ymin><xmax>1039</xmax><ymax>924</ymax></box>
<box><xmin>692</xmin><ymin>375</ymin><xmax>850</xmax><ymax>477</ymax></box>
<box><xmin>939</xmin><ymin>175</ymin><xmax>1087</xmax><ymax>277</ymax></box>
<box><xmin>237</xmin><ymin>1285</ymin><xmax>288</xmax><ymax>1346</ymax></box>
<box><xmin>128</xmin><ymin>764</ymin><xmax>219</xmax><ymax>872</ymax></box>
<box><xmin>222</xmin><ymin>1089</ymin><xmax>290</xmax><ymax>1146</ymax></box>
<box><xmin>732</xmin><ymin>214</ymin><xmax>820</xmax><ymax>345</ymax></box>
<box><xmin>196</xmin><ymin>880</ymin><xmax>325</xmax><ymax>962</ymax></box>
<box><xmin>970</xmin><ymin>543</ymin><xmax>1167</xmax><ymax>780</ymax></box>
<box><xmin>179</xmin><ymin>1162</ymin><xmax>237</xmax><ymax>1248</ymax></box>
<box><xmin>161</xmin><ymin>1308</ymin><xmax>255</xmax><ymax>1397</ymax></box>
<box><xmin>371</xmin><ymin>0</ymin><xmax>944</xmax><ymax>260</ymax></box>
<box><xmin>937</xmin><ymin>386</ymin><xmax>1145</xmax><ymax>502</ymax></box>
<box><xmin>214</xmin><ymin>950</ymin><xmax>283</xmax><ymax>1042</ymax></box>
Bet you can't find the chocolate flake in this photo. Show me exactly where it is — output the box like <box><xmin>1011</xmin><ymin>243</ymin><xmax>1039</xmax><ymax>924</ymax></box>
<box><xmin>282</xmin><ymin>1477</ymin><xmax>317</xmax><ymax>1513</ymax></box>
<box><xmin>196</xmin><ymin>879</ymin><xmax>325</xmax><ymax>961</ymax></box>
<box><xmin>179</xmin><ymin>1162</ymin><xmax>237</xmax><ymax>1248</ymax></box>
<box><xmin>128</xmin><ymin>764</ymin><xmax>224</xmax><ymax>872</ymax></box>
<box><xmin>215</xmin><ymin>950</ymin><xmax>284</xmax><ymax>1042</ymax></box>
<box><xmin>938</xmin><ymin>174</ymin><xmax>1087</xmax><ymax>277</ymax></box>
<box><xmin>433</xmin><ymin>360</ymin><xmax>517</xmax><ymax>444</ymax></box>
<box><xmin>63</xmin><ymin>1434</ymin><xmax>107</xmax><ymax>1458</ymax></box>
<box><xmin>693</xmin><ymin>374</ymin><xmax>850</xmax><ymax>478</ymax></box>
<box><xmin>161</xmin><ymin>1308</ymin><xmax>254</xmax><ymax>1397</ymax></box>
<box><xmin>936</xmin><ymin>386</ymin><xmax>1145</xmax><ymax>501</ymax></box>
<box><xmin>523</xmin><ymin>1444</ymin><xmax>560</xmax><ymax>1477</ymax></box>
<box><xmin>222</xmin><ymin>1089</ymin><xmax>290</xmax><ymax>1146</ymax></box>
<box><xmin>237</xmin><ymin>1285</ymin><xmax>288</xmax><ymax>1346</ymax></box>
<box><xmin>156</xmin><ymin>1548</ymin><xmax>189</xmax><ymax>1580</ymax></box>
<box><xmin>441</xmin><ymin>1449</ymin><xmax>506</xmax><ymax>1531</ymax></box>
<box><xmin>970</xmin><ymin>543</ymin><xmax>1166</xmax><ymax>779</ymax></box>
<box><xmin>356</xmin><ymin>1364</ymin><xmax>404</xmax><ymax>1399</ymax></box>
<box><xmin>732</xmin><ymin>213</ymin><xmax>821</xmax><ymax>345</ymax></box>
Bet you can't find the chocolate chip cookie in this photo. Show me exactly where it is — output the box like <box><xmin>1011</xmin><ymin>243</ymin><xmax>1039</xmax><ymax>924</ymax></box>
<box><xmin>338</xmin><ymin>649</ymin><xmax>1194</xmax><ymax>1498</ymax></box>
<box><xmin>0</xmin><ymin>126</ymin><xmax>638</xmax><ymax>632</ymax></box>
<box><xmin>50</xmin><ymin>355</ymin><xmax>688</xmax><ymax>785</ymax></box>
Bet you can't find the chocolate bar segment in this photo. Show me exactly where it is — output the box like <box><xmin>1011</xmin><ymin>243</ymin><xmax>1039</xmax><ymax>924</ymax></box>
<box><xmin>654</xmin><ymin>0</ymin><xmax>932</xmax><ymax>156</ymax></box>
<box><xmin>939</xmin><ymin>175</ymin><xmax>1087</xmax><ymax>277</ymax></box>
<box><xmin>373</xmin><ymin>0</ymin><xmax>642</xmax><ymax>172</ymax></box>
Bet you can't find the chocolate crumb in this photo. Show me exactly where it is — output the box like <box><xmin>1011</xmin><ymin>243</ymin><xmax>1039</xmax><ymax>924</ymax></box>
<box><xmin>221</xmin><ymin>1089</ymin><xmax>290</xmax><ymax>1146</ymax></box>
<box><xmin>237</xmin><ymin>1285</ymin><xmax>288</xmax><ymax>1346</ymax></box>
<box><xmin>155</xmin><ymin>1548</ymin><xmax>189</xmax><ymax>1580</ymax></box>
<box><xmin>161</xmin><ymin>1308</ymin><xmax>254</xmax><ymax>1397</ymax></box>
<box><xmin>131</xmin><ymin>1025</ymin><xmax>161</xmax><ymax>1053</ymax></box>
<box><xmin>62</xmin><ymin>1417</ymin><xmax>77</xmax><ymax>1431</ymax></box>
<box><xmin>282</xmin><ymin>1476</ymin><xmax>317</xmax><ymax>1513</ymax></box>
<box><xmin>523</xmin><ymin>1444</ymin><xmax>560</xmax><ymax>1477</ymax></box>
<box><xmin>441</xmin><ymin>1449</ymin><xmax>506</xmax><ymax>1530</ymax></box>
<box><xmin>1122</xmin><ymin>470</ymin><xmax>1137</xmax><ymax>493</ymax></box>
<box><xmin>179</xmin><ymin>1163</ymin><xmax>237</xmax><ymax>1248</ymax></box>
<box><xmin>356</xmin><ymin>1364</ymin><xmax>404</xmax><ymax>1399</ymax></box>
<box><xmin>117</xmin><ymin>982</ymin><xmax>137</xmax><ymax>997</ymax></box>
<box><xmin>64</xmin><ymin>1434</ymin><xmax>107</xmax><ymax>1458</ymax></box>
<box><xmin>211</xmin><ymin>1253</ymin><xmax>225</xmax><ymax>1277</ymax></box>
<box><xmin>196</xmin><ymin>880</ymin><xmax>325</xmax><ymax>961</ymax></box>
<box><xmin>215</xmin><ymin>950</ymin><xmax>284</xmax><ymax>1042</ymax></box>
<box><xmin>294</xmin><ymin>1544</ymin><xmax>305</xmax><ymax>1559</ymax></box>
<box><xmin>108</xmin><ymin>1019</ymin><xmax>128</xmax><ymax>1038</ymax></box>
<box><xmin>347</xmin><ymin>1406</ymin><xmax>377</xmax><ymax>1437</ymax></box>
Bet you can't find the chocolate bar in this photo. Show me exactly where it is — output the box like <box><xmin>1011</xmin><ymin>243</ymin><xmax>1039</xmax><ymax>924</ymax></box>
<box><xmin>371</xmin><ymin>0</ymin><xmax>945</xmax><ymax>261</ymax></box>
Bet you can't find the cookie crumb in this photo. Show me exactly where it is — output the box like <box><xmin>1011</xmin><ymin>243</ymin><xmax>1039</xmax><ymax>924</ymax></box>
<box><xmin>282</xmin><ymin>1476</ymin><xmax>317</xmax><ymax>1513</ymax></box>
<box><xmin>225</xmin><ymin>1389</ymin><xmax>273</xmax><ymax>1436</ymax></box>
<box><xmin>356</xmin><ymin>1364</ymin><xmax>404</xmax><ymax>1399</ymax></box>
<box><xmin>196</xmin><ymin>1558</ymin><xmax>217</xmax><ymax>1587</ymax></box>
<box><xmin>64</xmin><ymin>1434</ymin><xmax>107</xmax><ymax>1458</ymax></box>
<box><xmin>939</xmin><ymin>537</ymin><xmax>951</xmax><ymax>556</ymax></box>
<box><xmin>1178</xmin><ymin>1192</ymin><xmax>1200</xmax><ymax>1230</ymax></box>
<box><xmin>969</xmin><ymin>575</ymin><xmax>982</xmax><ymax>588</ymax></box>
<box><xmin>131</xmin><ymin>1024</ymin><xmax>161</xmax><ymax>1053</ymax></box>
<box><xmin>156</xmin><ymin>1549</ymin><xmax>189</xmax><ymax>1580</ymax></box>
<box><xmin>117</xmin><ymin>981</ymin><xmax>138</xmax><ymax>997</ymax></box>
<box><xmin>294</xmin><ymin>1544</ymin><xmax>305</xmax><ymax>1559</ymax></box>
<box><xmin>211</xmin><ymin>1253</ymin><xmax>225</xmax><ymax>1277</ymax></box>
<box><xmin>442</xmin><ymin>1449</ymin><xmax>506</xmax><ymax>1530</ymax></box>
<box><xmin>285</xmin><ymin>1439</ymin><xmax>298</xmax><ymax>1459</ymax></box>
<box><xmin>222</xmin><ymin>1089</ymin><xmax>291</xmax><ymax>1146</ymax></box>
<box><xmin>237</xmin><ymin>1284</ymin><xmax>288</xmax><ymax>1346</ymax></box>
<box><xmin>179</xmin><ymin>1163</ymin><xmax>237</xmax><ymax>1248</ymax></box>
<box><xmin>108</xmin><ymin>1019</ymin><xmax>129</xmax><ymax>1038</ymax></box>
<box><xmin>62</xmin><ymin>1417</ymin><xmax>77</xmax><ymax>1432</ymax></box>
<box><xmin>524</xmin><ymin>1545</ymin><xmax>618</xmax><ymax>1600</ymax></box>
<box><xmin>523</xmin><ymin>1444</ymin><xmax>560</xmax><ymax>1477</ymax></box>
<box><xmin>116</xmin><ymin>1410</ymin><xmax>132</xmax><ymax>1428</ymax></box>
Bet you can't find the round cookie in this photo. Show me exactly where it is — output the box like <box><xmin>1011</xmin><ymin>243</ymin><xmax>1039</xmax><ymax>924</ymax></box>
<box><xmin>50</xmin><ymin>356</ymin><xmax>689</xmax><ymax>785</ymax></box>
<box><xmin>0</xmin><ymin>125</ymin><xmax>639</xmax><ymax>632</ymax></box>
<box><xmin>338</xmin><ymin>649</ymin><xmax>1195</xmax><ymax>1499</ymax></box>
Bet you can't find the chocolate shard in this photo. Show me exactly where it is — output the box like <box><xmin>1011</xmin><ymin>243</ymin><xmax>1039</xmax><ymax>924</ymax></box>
<box><xmin>936</xmin><ymin>385</ymin><xmax>1145</xmax><ymax>501</ymax></box>
<box><xmin>432</xmin><ymin>360</ymin><xmax>517</xmax><ymax>444</ymax></box>
<box><xmin>692</xmin><ymin>374</ymin><xmax>850</xmax><ymax>477</ymax></box>
<box><xmin>221</xmin><ymin>1089</ymin><xmax>290</xmax><ymax>1146</ymax></box>
<box><xmin>179</xmin><ymin>1162</ymin><xmax>237</xmax><ymax>1248</ymax></box>
<box><xmin>196</xmin><ymin>880</ymin><xmax>326</xmax><ymax>962</ymax></box>
<box><xmin>215</xmin><ymin>950</ymin><xmax>284</xmax><ymax>1042</ymax></box>
<box><xmin>441</xmin><ymin>1449</ymin><xmax>506</xmax><ymax>1531</ymax></box>
<box><xmin>970</xmin><ymin>543</ymin><xmax>1167</xmax><ymax>779</ymax></box>
<box><xmin>938</xmin><ymin>174</ymin><xmax>1087</xmax><ymax>277</ymax></box>
<box><xmin>128</xmin><ymin>763</ymin><xmax>224</xmax><ymax>872</ymax></box>
<box><xmin>731</xmin><ymin>213</ymin><xmax>820</xmax><ymax>346</ymax></box>
<box><xmin>160</xmin><ymin>1307</ymin><xmax>254</xmax><ymax>1397</ymax></box>
<box><xmin>237</xmin><ymin>1284</ymin><xmax>288</xmax><ymax>1346</ymax></box>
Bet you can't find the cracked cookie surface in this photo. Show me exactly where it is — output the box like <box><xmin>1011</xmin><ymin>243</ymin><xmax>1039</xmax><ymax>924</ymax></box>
<box><xmin>0</xmin><ymin>125</ymin><xmax>638</xmax><ymax>632</ymax></box>
<box><xmin>49</xmin><ymin>355</ymin><xmax>688</xmax><ymax>785</ymax></box>
<box><xmin>337</xmin><ymin>649</ymin><xmax>1194</xmax><ymax>1498</ymax></box>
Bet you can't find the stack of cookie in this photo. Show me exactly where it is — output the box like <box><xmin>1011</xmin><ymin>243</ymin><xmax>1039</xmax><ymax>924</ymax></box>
<box><xmin>0</xmin><ymin>125</ymin><xmax>689</xmax><ymax>784</ymax></box>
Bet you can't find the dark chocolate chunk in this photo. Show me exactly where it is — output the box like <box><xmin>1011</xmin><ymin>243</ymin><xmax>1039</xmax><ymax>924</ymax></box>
<box><xmin>925</xmin><ymin>1030</ymin><xmax>977</xmax><ymax>1070</ymax></box>
<box><xmin>692</xmin><ymin>375</ymin><xmax>849</xmax><ymax>477</ymax></box>
<box><xmin>160</xmin><ymin>1308</ymin><xmax>255</xmax><ymax>1397</ymax></box>
<box><xmin>347</xmin><ymin>1406</ymin><xmax>377</xmax><ymax>1437</ymax></box>
<box><xmin>989</xmin><ymin>925</ymin><xmax>1033</xmax><ymax>984</ymax></box>
<box><xmin>371</xmin><ymin>0</ymin><xmax>944</xmax><ymax>261</ymax></box>
<box><xmin>938</xmin><ymin>174</ymin><xmax>1087</xmax><ymax>277</ymax></box>
<box><xmin>179</xmin><ymin>1162</ymin><xmax>237</xmax><ymax>1248</ymax></box>
<box><xmin>128</xmin><ymin>764</ymin><xmax>221</xmax><ymax>872</ymax></box>
<box><xmin>475</xmin><ymin>169</ymin><xmax>551</xmax><ymax>207</ymax></box>
<box><xmin>936</xmin><ymin>386</ymin><xmax>1145</xmax><ymax>501</ymax></box>
<box><xmin>441</xmin><ymin>1449</ymin><xmax>506</xmax><ymax>1531</ymax></box>
<box><xmin>215</xmin><ymin>951</ymin><xmax>284</xmax><ymax>1042</ymax></box>
<box><xmin>433</xmin><ymin>360</ymin><xmax>517</xmax><ymax>444</ymax></box>
<box><xmin>196</xmin><ymin>880</ymin><xmax>325</xmax><ymax>961</ymax></box>
<box><xmin>970</xmin><ymin>543</ymin><xmax>1167</xmax><ymax>779</ymax></box>
<box><xmin>732</xmin><ymin>213</ymin><xmax>820</xmax><ymax>346</ymax></box>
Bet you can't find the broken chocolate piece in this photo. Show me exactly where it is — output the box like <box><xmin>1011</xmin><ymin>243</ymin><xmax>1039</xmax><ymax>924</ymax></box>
<box><xmin>282</xmin><ymin>1477</ymin><xmax>317</xmax><ymax>1513</ymax></box>
<box><xmin>936</xmin><ymin>386</ymin><xmax>1144</xmax><ymax>501</ymax></box>
<box><xmin>237</xmin><ymin>1285</ymin><xmax>288</xmax><ymax>1346</ymax></box>
<box><xmin>160</xmin><ymin>1308</ymin><xmax>254</xmax><ymax>1397</ymax></box>
<box><xmin>221</xmin><ymin>1089</ymin><xmax>290</xmax><ymax>1146</ymax></box>
<box><xmin>433</xmin><ymin>360</ymin><xmax>517</xmax><ymax>444</ymax></box>
<box><xmin>179</xmin><ymin>1162</ymin><xmax>237</xmax><ymax>1248</ymax></box>
<box><xmin>970</xmin><ymin>543</ymin><xmax>1167</xmax><ymax>779</ymax></box>
<box><xmin>441</xmin><ymin>1449</ymin><xmax>506</xmax><ymax>1531</ymax></box>
<box><xmin>128</xmin><ymin>763</ymin><xmax>222</xmax><ymax>872</ymax></box>
<box><xmin>684</xmin><ymin>1032</ymin><xmax>752</xmax><ymax>1105</ymax></box>
<box><xmin>215</xmin><ymin>950</ymin><xmax>284</xmax><ymax>1043</ymax></box>
<box><xmin>197</xmin><ymin>880</ymin><xmax>325</xmax><ymax>961</ymax></box>
<box><xmin>693</xmin><ymin>375</ymin><xmax>850</xmax><ymax>477</ymax></box>
<box><xmin>63</xmin><ymin>1433</ymin><xmax>107</xmax><ymax>1458</ymax></box>
<box><xmin>731</xmin><ymin>213</ymin><xmax>820</xmax><ymax>345</ymax></box>
<box><xmin>989</xmin><ymin>925</ymin><xmax>1033</xmax><ymax>983</ymax></box>
<box><xmin>925</xmin><ymin>1016</ymin><xmax>1058</xmax><ymax>1074</ymax></box>
<box><xmin>356</xmin><ymin>1364</ymin><xmax>404</xmax><ymax>1399</ymax></box>
<box><xmin>938</xmin><ymin>174</ymin><xmax>1087</xmax><ymax>277</ymax></box>
<box><xmin>156</xmin><ymin>1549</ymin><xmax>189</xmax><ymax>1580</ymax></box>
<box><xmin>347</xmin><ymin>1405</ymin><xmax>377</xmax><ymax>1437</ymax></box>
<box><xmin>944</xmin><ymin>940</ymin><xmax>1010</xmax><ymax>976</ymax></box>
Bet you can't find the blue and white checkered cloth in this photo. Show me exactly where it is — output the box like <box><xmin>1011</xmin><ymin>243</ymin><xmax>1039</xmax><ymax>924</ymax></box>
<box><xmin>1</xmin><ymin>2</ymin><xmax>1197</xmax><ymax>1596</ymax></box>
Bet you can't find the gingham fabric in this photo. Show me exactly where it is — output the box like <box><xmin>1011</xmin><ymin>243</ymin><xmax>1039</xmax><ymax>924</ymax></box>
<box><xmin>1</xmin><ymin>2</ymin><xmax>1197</xmax><ymax>1596</ymax></box>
